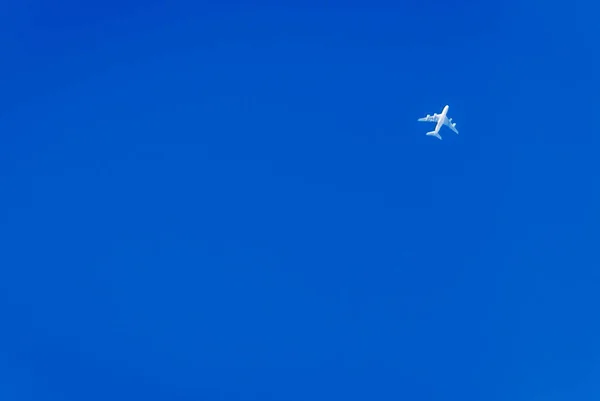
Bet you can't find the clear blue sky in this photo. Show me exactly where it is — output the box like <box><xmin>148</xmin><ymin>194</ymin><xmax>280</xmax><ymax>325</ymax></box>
<box><xmin>1</xmin><ymin>1</ymin><xmax>599</xmax><ymax>400</ymax></box>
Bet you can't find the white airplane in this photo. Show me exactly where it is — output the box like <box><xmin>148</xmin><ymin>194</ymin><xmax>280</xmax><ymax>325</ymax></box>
<box><xmin>417</xmin><ymin>105</ymin><xmax>459</xmax><ymax>140</ymax></box>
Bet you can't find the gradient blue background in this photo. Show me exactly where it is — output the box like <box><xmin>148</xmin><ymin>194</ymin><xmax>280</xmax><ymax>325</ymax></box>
<box><xmin>1</xmin><ymin>1</ymin><xmax>599</xmax><ymax>400</ymax></box>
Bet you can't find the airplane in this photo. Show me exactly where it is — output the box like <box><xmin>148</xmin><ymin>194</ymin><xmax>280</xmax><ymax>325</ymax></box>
<box><xmin>417</xmin><ymin>105</ymin><xmax>459</xmax><ymax>140</ymax></box>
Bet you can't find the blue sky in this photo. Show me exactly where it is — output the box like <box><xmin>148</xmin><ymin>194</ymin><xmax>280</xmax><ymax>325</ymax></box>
<box><xmin>1</xmin><ymin>1</ymin><xmax>599</xmax><ymax>400</ymax></box>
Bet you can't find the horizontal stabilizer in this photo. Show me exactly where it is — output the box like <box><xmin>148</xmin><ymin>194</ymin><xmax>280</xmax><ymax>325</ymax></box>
<box><xmin>425</xmin><ymin>131</ymin><xmax>442</xmax><ymax>141</ymax></box>
<box><xmin>426</xmin><ymin>131</ymin><xmax>442</xmax><ymax>140</ymax></box>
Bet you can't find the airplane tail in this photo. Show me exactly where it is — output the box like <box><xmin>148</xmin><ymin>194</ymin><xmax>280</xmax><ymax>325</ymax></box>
<box><xmin>426</xmin><ymin>131</ymin><xmax>442</xmax><ymax>140</ymax></box>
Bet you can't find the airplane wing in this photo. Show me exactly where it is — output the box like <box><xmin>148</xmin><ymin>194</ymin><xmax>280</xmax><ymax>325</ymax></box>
<box><xmin>445</xmin><ymin>117</ymin><xmax>459</xmax><ymax>134</ymax></box>
<box><xmin>418</xmin><ymin>114</ymin><xmax>438</xmax><ymax>123</ymax></box>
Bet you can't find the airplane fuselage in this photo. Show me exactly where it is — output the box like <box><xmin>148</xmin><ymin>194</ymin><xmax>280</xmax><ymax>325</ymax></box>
<box><xmin>433</xmin><ymin>105</ymin><xmax>449</xmax><ymax>134</ymax></box>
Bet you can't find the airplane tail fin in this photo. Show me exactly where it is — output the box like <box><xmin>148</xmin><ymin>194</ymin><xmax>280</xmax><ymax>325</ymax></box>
<box><xmin>426</xmin><ymin>131</ymin><xmax>442</xmax><ymax>140</ymax></box>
